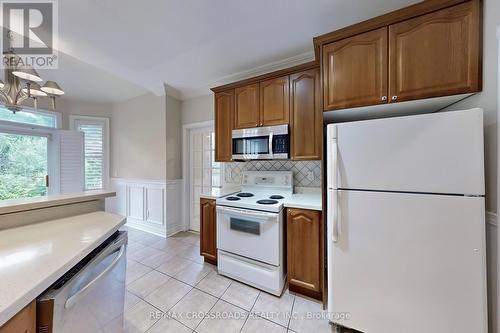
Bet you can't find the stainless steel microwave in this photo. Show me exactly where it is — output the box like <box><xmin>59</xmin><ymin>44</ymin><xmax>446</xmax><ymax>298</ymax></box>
<box><xmin>232</xmin><ymin>124</ymin><xmax>289</xmax><ymax>160</ymax></box>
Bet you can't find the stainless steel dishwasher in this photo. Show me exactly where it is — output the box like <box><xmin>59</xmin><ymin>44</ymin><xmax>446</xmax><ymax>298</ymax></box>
<box><xmin>37</xmin><ymin>231</ymin><xmax>127</xmax><ymax>333</ymax></box>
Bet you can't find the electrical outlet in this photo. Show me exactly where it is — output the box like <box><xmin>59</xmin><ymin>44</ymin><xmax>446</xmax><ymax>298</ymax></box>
<box><xmin>307</xmin><ymin>171</ymin><xmax>315</xmax><ymax>181</ymax></box>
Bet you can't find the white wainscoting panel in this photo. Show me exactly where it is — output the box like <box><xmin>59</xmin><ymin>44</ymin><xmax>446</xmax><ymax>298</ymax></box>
<box><xmin>106</xmin><ymin>178</ymin><xmax>183</xmax><ymax>237</ymax></box>
<box><xmin>127</xmin><ymin>185</ymin><xmax>145</xmax><ymax>221</ymax></box>
<box><xmin>146</xmin><ymin>186</ymin><xmax>165</xmax><ymax>226</ymax></box>
<box><xmin>166</xmin><ymin>180</ymin><xmax>183</xmax><ymax>236</ymax></box>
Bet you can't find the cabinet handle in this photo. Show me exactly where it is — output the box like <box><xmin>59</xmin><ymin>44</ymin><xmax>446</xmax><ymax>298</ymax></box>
<box><xmin>381</xmin><ymin>96</ymin><xmax>387</xmax><ymax>102</ymax></box>
<box><xmin>260</xmin><ymin>123</ymin><xmax>263</xmax><ymax>127</ymax></box>
<box><xmin>255</xmin><ymin>124</ymin><xmax>259</xmax><ymax>127</ymax></box>
<box><xmin>391</xmin><ymin>96</ymin><xmax>398</xmax><ymax>101</ymax></box>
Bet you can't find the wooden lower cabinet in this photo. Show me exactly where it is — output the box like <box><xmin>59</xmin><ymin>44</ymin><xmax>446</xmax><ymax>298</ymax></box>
<box><xmin>0</xmin><ymin>301</ymin><xmax>36</xmax><ymax>333</ymax></box>
<box><xmin>287</xmin><ymin>208</ymin><xmax>323</xmax><ymax>300</ymax></box>
<box><xmin>200</xmin><ymin>198</ymin><xmax>217</xmax><ymax>264</ymax></box>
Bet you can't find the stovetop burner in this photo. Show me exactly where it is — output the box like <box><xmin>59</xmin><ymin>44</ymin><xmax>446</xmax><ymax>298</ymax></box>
<box><xmin>237</xmin><ymin>192</ymin><xmax>254</xmax><ymax>197</ymax></box>
<box><xmin>257</xmin><ymin>199</ymin><xmax>279</xmax><ymax>205</ymax></box>
<box><xmin>269</xmin><ymin>195</ymin><xmax>284</xmax><ymax>200</ymax></box>
<box><xmin>226</xmin><ymin>196</ymin><xmax>241</xmax><ymax>201</ymax></box>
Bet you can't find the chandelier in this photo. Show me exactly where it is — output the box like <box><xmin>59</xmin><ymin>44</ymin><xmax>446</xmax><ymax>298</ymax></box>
<box><xmin>0</xmin><ymin>50</ymin><xmax>64</xmax><ymax>113</ymax></box>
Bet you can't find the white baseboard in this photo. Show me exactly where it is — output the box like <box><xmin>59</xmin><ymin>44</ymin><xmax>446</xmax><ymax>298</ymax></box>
<box><xmin>125</xmin><ymin>218</ymin><xmax>167</xmax><ymax>238</ymax></box>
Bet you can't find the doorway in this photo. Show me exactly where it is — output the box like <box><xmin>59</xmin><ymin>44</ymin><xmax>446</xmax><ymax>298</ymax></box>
<box><xmin>183</xmin><ymin>121</ymin><xmax>223</xmax><ymax>232</ymax></box>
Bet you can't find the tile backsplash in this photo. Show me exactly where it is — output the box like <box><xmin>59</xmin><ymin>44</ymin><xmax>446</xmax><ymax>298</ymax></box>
<box><xmin>224</xmin><ymin>160</ymin><xmax>322</xmax><ymax>188</ymax></box>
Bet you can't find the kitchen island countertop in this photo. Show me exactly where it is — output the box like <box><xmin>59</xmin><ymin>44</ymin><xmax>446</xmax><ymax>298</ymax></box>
<box><xmin>0</xmin><ymin>211</ymin><xmax>125</xmax><ymax>326</ymax></box>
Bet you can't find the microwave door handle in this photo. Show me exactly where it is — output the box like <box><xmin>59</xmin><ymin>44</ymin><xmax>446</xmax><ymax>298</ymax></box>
<box><xmin>268</xmin><ymin>132</ymin><xmax>274</xmax><ymax>158</ymax></box>
<box><xmin>64</xmin><ymin>243</ymin><xmax>126</xmax><ymax>309</ymax></box>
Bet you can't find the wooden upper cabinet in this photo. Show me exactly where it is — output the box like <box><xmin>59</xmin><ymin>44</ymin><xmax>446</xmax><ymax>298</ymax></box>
<box><xmin>389</xmin><ymin>1</ymin><xmax>481</xmax><ymax>102</ymax></box>
<box><xmin>235</xmin><ymin>83</ymin><xmax>260</xmax><ymax>129</ymax></box>
<box><xmin>214</xmin><ymin>90</ymin><xmax>234</xmax><ymax>162</ymax></box>
<box><xmin>323</xmin><ymin>27</ymin><xmax>388</xmax><ymax>110</ymax></box>
<box><xmin>260</xmin><ymin>76</ymin><xmax>290</xmax><ymax>126</ymax></box>
<box><xmin>290</xmin><ymin>68</ymin><xmax>322</xmax><ymax>160</ymax></box>
<box><xmin>200</xmin><ymin>198</ymin><xmax>217</xmax><ymax>264</ymax></box>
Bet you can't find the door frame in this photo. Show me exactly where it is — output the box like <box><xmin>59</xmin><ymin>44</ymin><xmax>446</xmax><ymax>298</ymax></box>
<box><xmin>182</xmin><ymin>120</ymin><xmax>214</xmax><ymax>232</ymax></box>
<box><xmin>496</xmin><ymin>23</ymin><xmax>500</xmax><ymax>333</ymax></box>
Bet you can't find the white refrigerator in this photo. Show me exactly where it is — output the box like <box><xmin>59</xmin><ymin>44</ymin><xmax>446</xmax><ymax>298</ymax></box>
<box><xmin>326</xmin><ymin>108</ymin><xmax>488</xmax><ymax>333</ymax></box>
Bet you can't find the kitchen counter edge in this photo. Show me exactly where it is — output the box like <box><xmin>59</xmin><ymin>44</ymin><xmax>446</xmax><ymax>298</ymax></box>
<box><xmin>0</xmin><ymin>191</ymin><xmax>116</xmax><ymax>215</ymax></box>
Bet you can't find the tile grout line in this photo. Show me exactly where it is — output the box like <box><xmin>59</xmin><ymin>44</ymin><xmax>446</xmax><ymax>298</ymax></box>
<box><xmin>127</xmin><ymin>230</ymin><xmax>318</xmax><ymax>333</ymax></box>
<box><xmin>238</xmin><ymin>289</ymin><xmax>261</xmax><ymax>333</ymax></box>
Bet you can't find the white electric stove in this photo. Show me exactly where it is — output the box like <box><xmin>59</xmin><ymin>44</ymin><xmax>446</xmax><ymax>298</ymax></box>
<box><xmin>216</xmin><ymin>171</ymin><xmax>293</xmax><ymax>296</ymax></box>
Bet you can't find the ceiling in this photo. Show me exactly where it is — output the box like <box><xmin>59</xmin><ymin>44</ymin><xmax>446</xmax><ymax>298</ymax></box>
<box><xmin>11</xmin><ymin>0</ymin><xmax>421</xmax><ymax>103</ymax></box>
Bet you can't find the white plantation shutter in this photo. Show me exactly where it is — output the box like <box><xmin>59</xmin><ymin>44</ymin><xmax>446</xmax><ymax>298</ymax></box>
<box><xmin>77</xmin><ymin>123</ymin><xmax>104</xmax><ymax>190</ymax></box>
<box><xmin>58</xmin><ymin>130</ymin><xmax>84</xmax><ymax>193</ymax></box>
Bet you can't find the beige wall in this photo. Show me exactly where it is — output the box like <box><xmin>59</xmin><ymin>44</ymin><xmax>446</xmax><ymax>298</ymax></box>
<box><xmin>181</xmin><ymin>94</ymin><xmax>214</xmax><ymax>124</ymax></box>
<box><xmin>111</xmin><ymin>93</ymin><xmax>166</xmax><ymax>180</ymax></box>
<box><xmin>27</xmin><ymin>97</ymin><xmax>113</xmax><ymax>130</ymax></box>
<box><xmin>166</xmin><ymin>94</ymin><xmax>182</xmax><ymax>180</ymax></box>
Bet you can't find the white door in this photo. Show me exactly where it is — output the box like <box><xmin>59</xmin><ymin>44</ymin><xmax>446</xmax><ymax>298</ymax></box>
<box><xmin>328</xmin><ymin>190</ymin><xmax>487</xmax><ymax>333</ymax></box>
<box><xmin>331</xmin><ymin>108</ymin><xmax>484</xmax><ymax>194</ymax></box>
<box><xmin>189</xmin><ymin>127</ymin><xmax>222</xmax><ymax>231</ymax></box>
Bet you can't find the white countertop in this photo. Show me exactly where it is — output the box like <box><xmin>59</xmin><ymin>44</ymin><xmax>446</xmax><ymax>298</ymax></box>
<box><xmin>0</xmin><ymin>211</ymin><xmax>126</xmax><ymax>326</ymax></box>
<box><xmin>0</xmin><ymin>191</ymin><xmax>116</xmax><ymax>215</ymax></box>
<box><xmin>199</xmin><ymin>187</ymin><xmax>240</xmax><ymax>199</ymax></box>
<box><xmin>284</xmin><ymin>190</ymin><xmax>323</xmax><ymax>211</ymax></box>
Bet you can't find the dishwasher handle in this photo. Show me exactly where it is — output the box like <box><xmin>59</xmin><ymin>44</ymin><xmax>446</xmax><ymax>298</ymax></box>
<box><xmin>65</xmin><ymin>242</ymin><xmax>126</xmax><ymax>309</ymax></box>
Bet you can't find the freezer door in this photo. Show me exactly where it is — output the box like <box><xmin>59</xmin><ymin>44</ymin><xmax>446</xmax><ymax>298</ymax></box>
<box><xmin>335</xmin><ymin>108</ymin><xmax>484</xmax><ymax>195</ymax></box>
<box><xmin>328</xmin><ymin>190</ymin><xmax>487</xmax><ymax>333</ymax></box>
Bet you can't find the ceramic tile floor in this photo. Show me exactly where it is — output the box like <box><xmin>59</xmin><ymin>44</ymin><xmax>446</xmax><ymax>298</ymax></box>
<box><xmin>120</xmin><ymin>227</ymin><xmax>346</xmax><ymax>333</ymax></box>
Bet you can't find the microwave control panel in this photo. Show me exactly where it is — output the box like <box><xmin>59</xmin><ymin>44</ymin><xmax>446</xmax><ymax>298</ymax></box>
<box><xmin>272</xmin><ymin>135</ymin><xmax>289</xmax><ymax>154</ymax></box>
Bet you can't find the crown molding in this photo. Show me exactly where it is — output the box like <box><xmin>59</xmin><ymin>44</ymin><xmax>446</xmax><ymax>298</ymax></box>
<box><xmin>177</xmin><ymin>51</ymin><xmax>315</xmax><ymax>100</ymax></box>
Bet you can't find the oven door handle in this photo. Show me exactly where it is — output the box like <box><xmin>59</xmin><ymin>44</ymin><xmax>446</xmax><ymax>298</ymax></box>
<box><xmin>216</xmin><ymin>205</ymin><xmax>279</xmax><ymax>219</ymax></box>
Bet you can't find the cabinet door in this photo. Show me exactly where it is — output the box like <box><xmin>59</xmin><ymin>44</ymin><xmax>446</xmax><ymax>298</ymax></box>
<box><xmin>389</xmin><ymin>1</ymin><xmax>481</xmax><ymax>102</ymax></box>
<box><xmin>290</xmin><ymin>68</ymin><xmax>322</xmax><ymax>160</ymax></box>
<box><xmin>214</xmin><ymin>90</ymin><xmax>234</xmax><ymax>162</ymax></box>
<box><xmin>260</xmin><ymin>76</ymin><xmax>290</xmax><ymax>126</ymax></box>
<box><xmin>234</xmin><ymin>83</ymin><xmax>260</xmax><ymax>129</ymax></box>
<box><xmin>0</xmin><ymin>301</ymin><xmax>36</xmax><ymax>333</ymax></box>
<box><xmin>200</xmin><ymin>198</ymin><xmax>217</xmax><ymax>264</ymax></box>
<box><xmin>287</xmin><ymin>209</ymin><xmax>322</xmax><ymax>299</ymax></box>
<box><xmin>323</xmin><ymin>27</ymin><xmax>388</xmax><ymax>110</ymax></box>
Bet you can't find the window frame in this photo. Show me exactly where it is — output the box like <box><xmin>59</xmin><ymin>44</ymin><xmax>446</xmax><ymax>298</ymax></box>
<box><xmin>69</xmin><ymin>115</ymin><xmax>110</xmax><ymax>191</ymax></box>
<box><xmin>0</xmin><ymin>105</ymin><xmax>61</xmax><ymax>129</ymax></box>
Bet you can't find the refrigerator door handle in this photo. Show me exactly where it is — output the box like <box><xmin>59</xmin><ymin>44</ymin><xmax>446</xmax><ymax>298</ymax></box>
<box><xmin>330</xmin><ymin>189</ymin><xmax>339</xmax><ymax>243</ymax></box>
<box><xmin>329</xmin><ymin>139</ymin><xmax>338</xmax><ymax>189</ymax></box>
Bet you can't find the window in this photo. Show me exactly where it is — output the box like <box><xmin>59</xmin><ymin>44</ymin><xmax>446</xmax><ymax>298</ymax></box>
<box><xmin>0</xmin><ymin>107</ymin><xmax>58</xmax><ymax>201</ymax></box>
<box><xmin>70</xmin><ymin>116</ymin><xmax>109</xmax><ymax>191</ymax></box>
<box><xmin>0</xmin><ymin>106</ymin><xmax>58</xmax><ymax>128</ymax></box>
<box><xmin>0</xmin><ymin>133</ymin><xmax>48</xmax><ymax>200</ymax></box>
